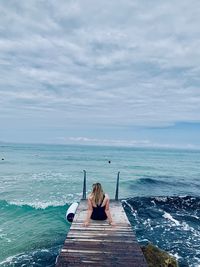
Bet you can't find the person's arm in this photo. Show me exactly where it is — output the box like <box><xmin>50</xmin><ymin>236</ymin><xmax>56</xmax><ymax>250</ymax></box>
<box><xmin>105</xmin><ymin>196</ymin><xmax>115</xmax><ymax>226</ymax></box>
<box><xmin>84</xmin><ymin>197</ymin><xmax>93</xmax><ymax>226</ymax></box>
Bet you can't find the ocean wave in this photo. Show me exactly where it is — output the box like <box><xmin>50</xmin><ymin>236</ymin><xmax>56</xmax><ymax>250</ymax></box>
<box><xmin>0</xmin><ymin>199</ymin><xmax>70</xmax><ymax>210</ymax></box>
<box><xmin>153</xmin><ymin>195</ymin><xmax>200</xmax><ymax>211</ymax></box>
<box><xmin>123</xmin><ymin>176</ymin><xmax>200</xmax><ymax>196</ymax></box>
<box><xmin>137</xmin><ymin>177</ymin><xmax>168</xmax><ymax>185</ymax></box>
<box><xmin>162</xmin><ymin>211</ymin><xmax>181</xmax><ymax>226</ymax></box>
<box><xmin>0</xmin><ymin>245</ymin><xmax>61</xmax><ymax>267</ymax></box>
<box><xmin>8</xmin><ymin>200</ymin><xmax>67</xmax><ymax>209</ymax></box>
<box><xmin>123</xmin><ymin>176</ymin><xmax>190</xmax><ymax>188</ymax></box>
<box><xmin>144</xmin><ymin>177</ymin><xmax>194</xmax><ymax>188</ymax></box>
<box><xmin>122</xmin><ymin>177</ymin><xmax>167</xmax><ymax>185</ymax></box>
<box><xmin>126</xmin><ymin>195</ymin><xmax>200</xmax><ymax>208</ymax></box>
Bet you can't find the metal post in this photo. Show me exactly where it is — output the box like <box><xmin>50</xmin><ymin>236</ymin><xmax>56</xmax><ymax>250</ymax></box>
<box><xmin>82</xmin><ymin>170</ymin><xmax>87</xmax><ymax>200</ymax></box>
<box><xmin>115</xmin><ymin>171</ymin><xmax>120</xmax><ymax>200</ymax></box>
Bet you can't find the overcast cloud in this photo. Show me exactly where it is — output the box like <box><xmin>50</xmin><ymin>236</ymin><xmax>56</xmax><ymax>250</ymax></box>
<box><xmin>0</xmin><ymin>0</ymin><xmax>200</xmax><ymax>147</ymax></box>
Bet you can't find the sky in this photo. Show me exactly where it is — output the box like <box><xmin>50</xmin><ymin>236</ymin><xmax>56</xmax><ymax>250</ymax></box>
<box><xmin>0</xmin><ymin>0</ymin><xmax>200</xmax><ymax>148</ymax></box>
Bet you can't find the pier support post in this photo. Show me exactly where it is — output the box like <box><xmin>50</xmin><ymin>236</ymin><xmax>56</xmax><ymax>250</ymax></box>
<box><xmin>82</xmin><ymin>170</ymin><xmax>86</xmax><ymax>200</ymax></box>
<box><xmin>115</xmin><ymin>171</ymin><xmax>120</xmax><ymax>200</ymax></box>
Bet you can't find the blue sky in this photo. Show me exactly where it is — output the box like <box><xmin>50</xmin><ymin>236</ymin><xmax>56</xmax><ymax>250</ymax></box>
<box><xmin>0</xmin><ymin>0</ymin><xmax>200</xmax><ymax>148</ymax></box>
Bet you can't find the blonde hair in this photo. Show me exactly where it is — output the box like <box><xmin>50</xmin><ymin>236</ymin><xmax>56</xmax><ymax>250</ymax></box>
<box><xmin>91</xmin><ymin>183</ymin><xmax>104</xmax><ymax>205</ymax></box>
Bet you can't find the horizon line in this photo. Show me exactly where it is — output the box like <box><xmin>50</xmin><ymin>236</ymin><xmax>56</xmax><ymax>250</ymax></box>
<box><xmin>1</xmin><ymin>140</ymin><xmax>200</xmax><ymax>151</ymax></box>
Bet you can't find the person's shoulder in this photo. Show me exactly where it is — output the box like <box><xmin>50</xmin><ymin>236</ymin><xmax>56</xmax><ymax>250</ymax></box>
<box><xmin>104</xmin><ymin>193</ymin><xmax>109</xmax><ymax>201</ymax></box>
<box><xmin>88</xmin><ymin>193</ymin><xmax>93</xmax><ymax>201</ymax></box>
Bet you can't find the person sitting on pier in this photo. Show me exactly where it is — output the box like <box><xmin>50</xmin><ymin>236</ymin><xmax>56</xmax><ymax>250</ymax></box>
<box><xmin>84</xmin><ymin>182</ymin><xmax>114</xmax><ymax>226</ymax></box>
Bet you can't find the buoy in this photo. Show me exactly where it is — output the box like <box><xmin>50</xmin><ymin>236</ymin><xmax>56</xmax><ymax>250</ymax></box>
<box><xmin>66</xmin><ymin>202</ymin><xmax>78</xmax><ymax>223</ymax></box>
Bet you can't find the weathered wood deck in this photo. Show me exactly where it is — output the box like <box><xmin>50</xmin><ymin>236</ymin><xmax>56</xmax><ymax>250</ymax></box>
<box><xmin>56</xmin><ymin>200</ymin><xmax>148</xmax><ymax>267</ymax></box>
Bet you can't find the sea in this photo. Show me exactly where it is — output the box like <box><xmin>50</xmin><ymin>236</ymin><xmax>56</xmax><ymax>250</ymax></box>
<box><xmin>0</xmin><ymin>143</ymin><xmax>199</xmax><ymax>267</ymax></box>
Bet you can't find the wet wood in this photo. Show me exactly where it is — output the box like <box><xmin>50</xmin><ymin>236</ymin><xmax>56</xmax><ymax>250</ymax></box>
<box><xmin>56</xmin><ymin>200</ymin><xmax>148</xmax><ymax>267</ymax></box>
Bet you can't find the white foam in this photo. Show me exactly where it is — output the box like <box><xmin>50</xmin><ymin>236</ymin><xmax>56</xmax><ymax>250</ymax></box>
<box><xmin>0</xmin><ymin>232</ymin><xmax>12</xmax><ymax>243</ymax></box>
<box><xmin>138</xmin><ymin>238</ymin><xmax>149</xmax><ymax>242</ymax></box>
<box><xmin>0</xmin><ymin>255</ymin><xmax>16</xmax><ymax>265</ymax></box>
<box><xmin>151</xmin><ymin>200</ymin><xmax>156</xmax><ymax>206</ymax></box>
<box><xmin>162</xmin><ymin>212</ymin><xmax>180</xmax><ymax>226</ymax></box>
<box><xmin>8</xmin><ymin>200</ymin><xmax>66</xmax><ymax>209</ymax></box>
<box><xmin>154</xmin><ymin>197</ymin><xmax>167</xmax><ymax>202</ymax></box>
<box><xmin>171</xmin><ymin>252</ymin><xmax>182</xmax><ymax>260</ymax></box>
<box><xmin>182</xmin><ymin>222</ymin><xmax>191</xmax><ymax>231</ymax></box>
<box><xmin>122</xmin><ymin>199</ymin><xmax>136</xmax><ymax>215</ymax></box>
<box><xmin>7</xmin><ymin>192</ymin><xmax>82</xmax><ymax>209</ymax></box>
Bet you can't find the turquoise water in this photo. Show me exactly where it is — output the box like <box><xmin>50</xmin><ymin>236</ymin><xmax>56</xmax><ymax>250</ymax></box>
<box><xmin>0</xmin><ymin>143</ymin><xmax>200</xmax><ymax>266</ymax></box>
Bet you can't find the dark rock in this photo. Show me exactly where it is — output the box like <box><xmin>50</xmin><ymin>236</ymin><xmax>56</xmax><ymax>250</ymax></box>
<box><xmin>141</xmin><ymin>243</ymin><xmax>178</xmax><ymax>267</ymax></box>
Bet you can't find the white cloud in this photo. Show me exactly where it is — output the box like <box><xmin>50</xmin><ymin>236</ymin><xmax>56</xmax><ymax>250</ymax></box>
<box><xmin>0</xmin><ymin>0</ymin><xmax>200</xmax><ymax>143</ymax></box>
<box><xmin>55</xmin><ymin>136</ymin><xmax>200</xmax><ymax>149</ymax></box>
<box><xmin>59</xmin><ymin>136</ymin><xmax>151</xmax><ymax>147</ymax></box>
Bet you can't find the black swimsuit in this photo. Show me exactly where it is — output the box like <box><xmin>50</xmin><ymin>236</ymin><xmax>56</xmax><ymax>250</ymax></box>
<box><xmin>91</xmin><ymin>195</ymin><xmax>107</xmax><ymax>220</ymax></box>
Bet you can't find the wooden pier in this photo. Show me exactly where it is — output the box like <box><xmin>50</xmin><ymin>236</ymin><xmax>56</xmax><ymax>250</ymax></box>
<box><xmin>56</xmin><ymin>200</ymin><xmax>148</xmax><ymax>267</ymax></box>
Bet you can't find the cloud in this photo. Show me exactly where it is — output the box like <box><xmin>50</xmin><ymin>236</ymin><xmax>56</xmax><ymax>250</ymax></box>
<box><xmin>55</xmin><ymin>136</ymin><xmax>200</xmax><ymax>150</ymax></box>
<box><xmin>0</xmin><ymin>0</ymin><xmax>200</xmax><ymax>144</ymax></box>
<box><xmin>58</xmin><ymin>136</ymin><xmax>151</xmax><ymax>147</ymax></box>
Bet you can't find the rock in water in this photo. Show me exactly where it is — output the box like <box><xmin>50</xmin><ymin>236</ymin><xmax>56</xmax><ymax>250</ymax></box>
<box><xmin>141</xmin><ymin>243</ymin><xmax>178</xmax><ymax>267</ymax></box>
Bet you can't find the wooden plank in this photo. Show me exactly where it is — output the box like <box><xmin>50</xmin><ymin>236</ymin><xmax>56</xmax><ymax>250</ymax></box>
<box><xmin>56</xmin><ymin>200</ymin><xmax>148</xmax><ymax>267</ymax></box>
